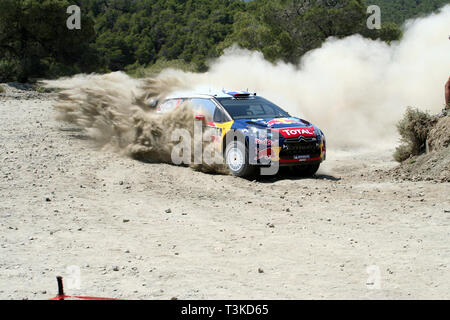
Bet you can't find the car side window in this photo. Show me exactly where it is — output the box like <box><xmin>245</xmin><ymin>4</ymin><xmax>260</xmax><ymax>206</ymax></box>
<box><xmin>191</xmin><ymin>98</ymin><xmax>216</xmax><ymax>122</ymax></box>
<box><xmin>157</xmin><ymin>99</ymin><xmax>183</xmax><ymax>114</ymax></box>
<box><xmin>213</xmin><ymin>107</ymin><xmax>226</xmax><ymax>123</ymax></box>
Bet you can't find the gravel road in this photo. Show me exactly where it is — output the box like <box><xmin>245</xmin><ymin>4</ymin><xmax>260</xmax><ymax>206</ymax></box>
<box><xmin>1</xmin><ymin>84</ymin><xmax>449</xmax><ymax>300</ymax></box>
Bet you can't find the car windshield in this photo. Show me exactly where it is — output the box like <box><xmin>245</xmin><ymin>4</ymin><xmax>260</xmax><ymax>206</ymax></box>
<box><xmin>216</xmin><ymin>97</ymin><xmax>290</xmax><ymax>120</ymax></box>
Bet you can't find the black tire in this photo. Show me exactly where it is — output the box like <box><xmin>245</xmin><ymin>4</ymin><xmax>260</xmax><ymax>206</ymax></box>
<box><xmin>225</xmin><ymin>140</ymin><xmax>256</xmax><ymax>177</ymax></box>
<box><xmin>289</xmin><ymin>163</ymin><xmax>320</xmax><ymax>177</ymax></box>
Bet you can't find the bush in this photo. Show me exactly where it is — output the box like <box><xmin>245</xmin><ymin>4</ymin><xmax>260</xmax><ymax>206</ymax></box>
<box><xmin>0</xmin><ymin>59</ymin><xmax>19</xmax><ymax>82</ymax></box>
<box><xmin>393</xmin><ymin>144</ymin><xmax>414</xmax><ymax>163</ymax></box>
<box><xmin>394</xmin><ymin>107</ymin><xmax>435</xmax><ymax>162</ymax></box>
<box><xmin>126</xmin><ymin>59</ymin><xmax>197</xmax><ymax>78</ymax></box>
<box><xmin>32</xmin><ymin>84</ymin><xmax>53</xmax><ymax>93</ymax></box>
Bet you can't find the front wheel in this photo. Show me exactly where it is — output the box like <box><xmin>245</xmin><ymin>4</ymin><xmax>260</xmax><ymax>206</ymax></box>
<box><xmin>225</xmin><ymin>140</ymin><xmax>256</xmax><ymax>177</ymax></box>
<box><xmin>289</xmin><ymin>163</ymin><xmax>320</xmax><ymax>177</ymax></box>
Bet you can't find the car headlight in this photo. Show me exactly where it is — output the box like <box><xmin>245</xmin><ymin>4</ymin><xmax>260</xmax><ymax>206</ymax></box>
<box><xmin>313</xmin><ymin>127</ymin><xmax>321</xmax><ymax>137</ymax></box>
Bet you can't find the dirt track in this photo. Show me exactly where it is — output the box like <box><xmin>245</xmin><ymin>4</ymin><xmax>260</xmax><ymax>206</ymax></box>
<box><xmin>0</xmin><ymin>86</ymin><xmax>449</xmax><ymax>300</ymax></box>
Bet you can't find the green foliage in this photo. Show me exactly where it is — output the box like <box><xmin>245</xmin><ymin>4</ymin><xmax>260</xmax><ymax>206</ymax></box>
<box><xmin>125</xmin><ymin>58</ymin><xmax>197</xmax><ymax>78</ymax></box>
<box><xmin>0</xmin><ymin>59</ymin><xmax>20</xmax><ymax>83</ymax></box>
<box><xmin>89</xmin><ymin>0</ymin><xmax>243</xmax><ymax>73</ymax></box>
<box><xmin>0</xmin><ymin>0</ymin><xmax>98</xmax><ymax>82</ymax></box>
<box><xmin>368</xmin><ymin>0</ymin><xmax>450</xmax><ymax>25</ymax></box>
<box><xmin>377</xmin><ymin>22</ymin><xmax>403</xmax><ymax>43</ymax></box>
<box><xmin>220</xmin><ymin>0</ymin><xmax>401</xmax><ymax>63</ymax></box>
<box><xmin>393</xmin><ymin>144</ymin><xmax>414</xmax><ymax>163</ymax></box>
<box><xmin>394</xmin><ymin>107</ymin><xmax>436</xmax><ymax>162</ymax></box>
<box><xmin>1</xmin><ymin>0</ymin><xmax>445</xmax><ymax>82</ymax></box>
<box><xmin>360</xmin><ymin>21</ymin><xmax>403</xmax><ymax>43</ymax></box>
<box><xmin>32</xmin><ymin>83</ymin><xmax>54</xmax><ymax>93</ymax></box>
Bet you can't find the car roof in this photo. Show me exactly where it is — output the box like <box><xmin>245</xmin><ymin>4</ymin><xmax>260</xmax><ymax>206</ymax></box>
<box><xmin>164</xmin><ymin>89</ymin><xmax>256</xmax><ymax>100</ymax></box>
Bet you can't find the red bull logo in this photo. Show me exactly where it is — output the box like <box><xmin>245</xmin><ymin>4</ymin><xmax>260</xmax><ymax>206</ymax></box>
<box><xmin>267</xmin><ymin>118</ymin><xmax>301</xmax><ymax>127</ymax></box>
<box><xmin>254</xmin><ymin>146</ymin><xmax>281</xmax><ymax>162</ymax></box>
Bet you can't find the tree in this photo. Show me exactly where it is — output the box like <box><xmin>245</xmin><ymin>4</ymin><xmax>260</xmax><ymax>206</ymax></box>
<box><xmin>0</xmin><ymin>0</ymin><xmax>97</xmax><ymax>82</ymax></box>
<box><xmin>0</xmin><ymin>0</ymin><xmax>415</xmax><ymax>81</ymax></box>
<box><xmin>368</xmin><ymin>0</ymin><xmax>450</xmax><ymax>25</ymax></box>
<box><xmin>220</xmin><ymin>0</ymin><xmax>403</xmax><ymax>63</ymax></box>
<box><xmin>362</xmin><ymin>22</ymin><xmax>403</xmax><ymax>43</ymax></box>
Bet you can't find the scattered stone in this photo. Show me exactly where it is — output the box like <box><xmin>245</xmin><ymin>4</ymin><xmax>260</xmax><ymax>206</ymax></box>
<box><xmin>123</xmin><ymin>219</ymin><xmax>130</xmax><ymax>223</ymax></box>
<box><xmin>112</xmin><ymin>266</ymin><xmax>120</xmax><ymax>271</ymax></box>
<box><xmin>165</xmin><ymin>208</ymin><xmax>172</xmax><ymax>213</ymax></box>
<box><xmin>258</xmin><ymin>268</ymin><xmax>264</xmax><ymax>273</ymax></box>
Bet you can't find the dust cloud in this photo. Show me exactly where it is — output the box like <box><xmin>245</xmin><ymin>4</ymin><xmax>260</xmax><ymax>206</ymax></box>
<box><xmin>43</xmin><ymin>72</ymin><xmax>227</xmax><ymax>173</ymax></box>
<box><xmin>44</xmin><ymin>5</ymin><xmax>450</xmax><ymax>171</ymax></box>
<box><xmin>172</xmin><ymin>4</ymin><xmax>450</xmax><ymax>149</ymax></box>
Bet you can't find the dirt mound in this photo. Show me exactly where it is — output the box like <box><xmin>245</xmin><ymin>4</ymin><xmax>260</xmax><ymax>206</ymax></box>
<box><xmin>428</xmin><ymin>115</ymin><xmax>450</xmax><ymax>151</ymax></box>
<box><xmin>391</xmin><ymin>114</ymin><xmax>450</xmax><ymax>182</ymax></box>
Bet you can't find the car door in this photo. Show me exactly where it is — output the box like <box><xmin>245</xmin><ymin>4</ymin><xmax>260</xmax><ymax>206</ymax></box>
<box><xmin>190</xmin><ymin>98</ymin><xmax>224</xmax><ymax>142</ymax></box>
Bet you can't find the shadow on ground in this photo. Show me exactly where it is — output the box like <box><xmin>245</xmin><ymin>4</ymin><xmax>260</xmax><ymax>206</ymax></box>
<box><xmin>252</xmin><ymin>168</ymin><xmax>342</xmax><ymax>183</ymax></box>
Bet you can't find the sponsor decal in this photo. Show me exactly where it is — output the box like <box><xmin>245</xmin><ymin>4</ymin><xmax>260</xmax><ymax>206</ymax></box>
<box><xmin>279</xmin><ymin>127</ymin><xmax>316</xmax><ymax>138</ymax></box>
<box><xmin>254</xmin><ymin>147</ymin><xmax>281</xmax><ymax>162</ymax></box>
<box><xmin>294</xmin><ymin>155</ymin><xmax>310</xmax><ymax>160</ymax></box>
<box><xmin>255</xmin><ymin>138</ymin><xmax>271</xmax><ymax>146</ymax></box>
<box><xmin>256</xmin><ymin>147</ymin><xmax>271</xmax><ymax>161</ymax></box>
<box><xmin>267</xmin><ymin>118</ymin><xmax>301</xmax><ymax>127</ymax></box>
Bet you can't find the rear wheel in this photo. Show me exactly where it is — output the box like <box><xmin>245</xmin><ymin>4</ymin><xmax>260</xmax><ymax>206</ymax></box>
<box><xmin>225</xmin><ymin>140</ymin><xmax>255</xmax><ymax>177</ymax></box>
<box><xmin>289</xmin><ymin>163</ymin><xmax>320</xmax><ymax>177</ymax></box>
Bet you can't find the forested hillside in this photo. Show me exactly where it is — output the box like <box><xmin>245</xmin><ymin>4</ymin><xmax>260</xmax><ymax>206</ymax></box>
<box><xmin>0</xmin><ymin>0</ymin><xmax>448</xmax><ymax>83</ymax></box>
<box><xmin>371</xmin><ymin>0</ymin><xmax>449</xmax><ymax>24</ymax></box>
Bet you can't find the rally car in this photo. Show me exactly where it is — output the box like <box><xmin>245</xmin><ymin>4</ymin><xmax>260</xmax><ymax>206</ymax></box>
<box><xmin>157</xmin><ymin>90</ymin><xmax>326</xmax><ymax>177</ymax></box>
